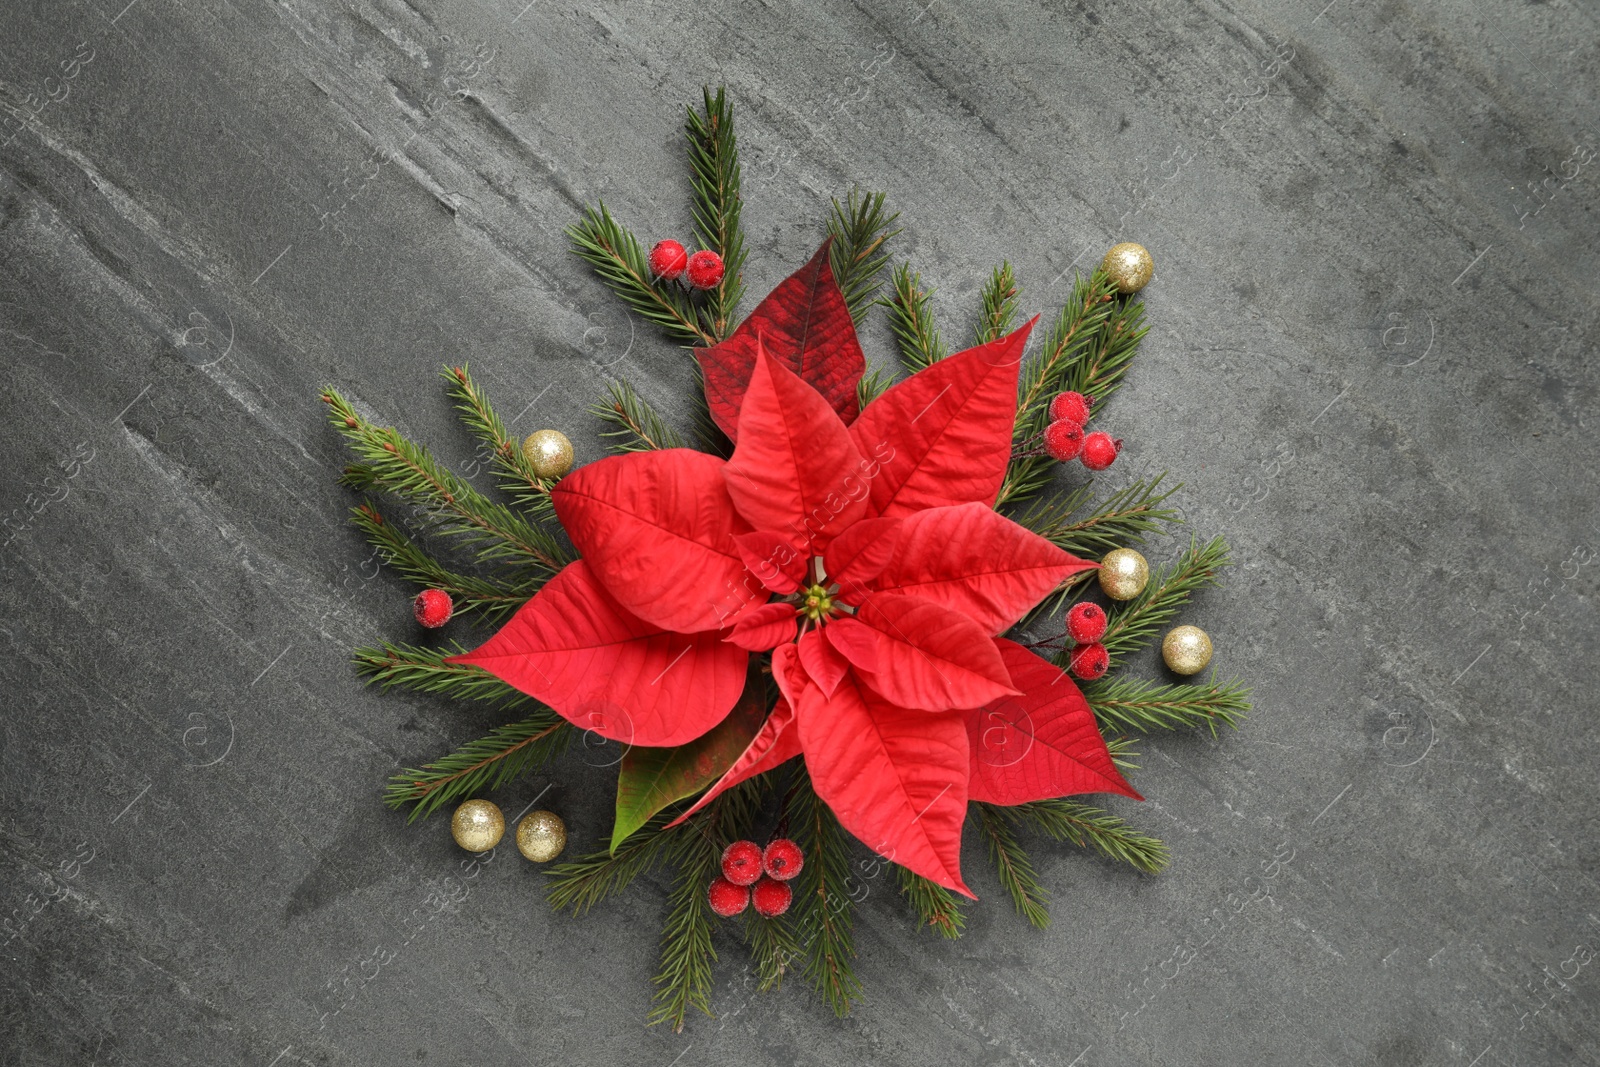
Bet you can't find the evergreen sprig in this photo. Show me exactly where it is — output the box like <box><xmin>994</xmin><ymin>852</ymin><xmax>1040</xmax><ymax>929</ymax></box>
<box><xmin>1063</xmin><ymin>286</ymin><xmax>1150</xmax><ymax>406</ymax></box>
<box><xmin>567</xmin><ymin>203</ymin><xmax>713</xmax><ymax>347</ymax></box>
<box><xmin>1093</xmin><ymin>536</ymin><xmax>1231</xmax><ymax>668</ymax></box>
<box><xmin>590</xmin><ymin>379</ymin><xmax>685</xmax><ymax>453</ymax></box>
<box><xmin>827</xmin><ymin>190</ymin><xmax>901</xmax><ymax>324</ymax></box>
<box><xmin>383</xmin><ymin>709</ymin><xmax>571</xmax><ymax>821</ymax></box>
<box><xmin>884</xmin><ymin>263</ymin><xmax>946</xmax><ymax>371</ymax></box>
<box><xmin>974</xmin><ymin>262</ymin><xmax>1020</xmax><ymax>345</ymax></box>
<box><xmin>443</xmin><ymin>365</ymin><xmax>560</xmax><ymax>519</ymax></box>
<box><xmin>346</xmin><ymin>503</ymin><xmax>533</xmax><ymax>624</ymax></box>
<box><xmin>546</xmin><ymin>815</ymin><xmax>680</xmax><ymax>916</ymax></box>
<box><xmin>686</xmin><ymin>86</ymin><xmax>746</xmax><ymax>342</ymax></box>
<box><xmin>1086</xmin><ymin>675</ymin><xmax>1251</xmax><ymax>736</ymax></box>
<box><xmin>975</xmin><ymin>802</ymin><xmax>1051</xmax><ymax>928</ymax></box>
<box><xmin>1008</xmin><ymin>476</ymin><xmax>1182</xmax><ymax>559</ymax></box>
<box><xmin>895</xmin><ymin>865</ymin><xmax>967</xmax><ymax>939</ymax></box>
<box><xmin>742</xmin><ymin>910</ymin><xmax>803</xmax><ymax>993</ymax></box>
<box><xmin>321</xmin><ymin>389</ymin><xmax>568</xmax><ymax>580</ymax></box>
<box><xmin>856</xmin><ymin>363</ymin><xmax>895</xmax><ymax>408</ymax></box>
<box><xmin>354</xmin><ymin>640</ymin><xmax>532</xmax><ymax>708</ymax></box>
<box><xmin>791</xmin><ymin>775</ymin><xmax>862</xmax><ymax>1016</ymax></box>
<box><xmin>1002</xmin><ymin>799</ymin><xmax>1169</xmax><ymax>874</ymax></box>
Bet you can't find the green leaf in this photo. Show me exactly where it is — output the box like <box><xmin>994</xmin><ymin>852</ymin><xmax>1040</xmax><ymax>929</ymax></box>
<box><xmin>609</xmin><ymin>665</ymin><xmax>771</xmax><ymax>851</ymax></box>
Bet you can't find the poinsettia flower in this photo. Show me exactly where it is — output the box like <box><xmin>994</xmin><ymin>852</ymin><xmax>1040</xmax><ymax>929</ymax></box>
<box><xmin>453</xmin><ymin>245</ymin><xmax>1135</xmax><ymax>896</ymax></box>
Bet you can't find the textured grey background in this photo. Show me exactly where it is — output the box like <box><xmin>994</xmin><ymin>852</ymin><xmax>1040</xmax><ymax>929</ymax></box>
<box><xmin>2</xmin><ymin>0</ymin><xmax>1597</xmax><ymax>1063</ymax></box>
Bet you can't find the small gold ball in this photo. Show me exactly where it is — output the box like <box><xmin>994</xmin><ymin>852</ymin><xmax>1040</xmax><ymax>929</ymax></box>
<box><xmin>1162</xmin><ymin>625</ymin><xmax>1214</xmax><ymax>675</ymax></box>
<box><xmin>1098</xmin><ymin>548</ymin><xmax>1150</xmax><ymax>601</ymax></box>
<box><xmin>1101</xmin><ymin>242</ymin><xmax>1154</xmax><ymax>295</ymax></box>
<box><xmin>516</xmin><ymin>810</ymin><xmax>567</xmax><ymax>863</ymax></box>
<box><xmin>450</xmin><ymin>799</ymin><xmax>505</xmax><ymax>853</ymax></box>
<box><xmin>522</xmin><ymin>429</ymin><xmax>574</xmax><ymax>480</ymax></box>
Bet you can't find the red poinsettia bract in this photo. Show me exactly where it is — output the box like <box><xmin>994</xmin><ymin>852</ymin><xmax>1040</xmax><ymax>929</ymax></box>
<box><xmin>452</xmin><ymin>245</ymin><xmax>1137</xmax><ymax>896</ymax></box>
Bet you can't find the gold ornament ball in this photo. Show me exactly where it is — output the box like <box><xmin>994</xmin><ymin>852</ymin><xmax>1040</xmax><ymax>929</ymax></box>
<box><xmin>450</xmin><ymin>799</ymin><xmax>505</xmax><ymax>853</ymax></box>
<box><xmin>1098</xmin><ymin>548</ymin><xmax>1150</xmax><ymax>601</ymax></box>
<box><xmin>522</xmin><ymin>429</ymin><xmax>574</xmax><ymax>480</ymax></box>
<box><xmin>516</xmin><ymin>810</ymin><xmax>568</xmax><ymax>863</ymax></box>
<box><xmin>1102</xmin><ymin>242</ymin><xmax>1154</xmax><ymax>295</ymax></box>
<box><xmin>1162</xmin><ymin>625</ymin><xmax>1214</xmax><ymax>675</ymax></box>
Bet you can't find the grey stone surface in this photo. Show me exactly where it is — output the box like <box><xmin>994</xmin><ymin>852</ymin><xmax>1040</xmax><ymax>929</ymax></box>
<box><xmin>2</xmin><ymin>0</ymin><xmax>1597</xmax><ymax>1063</ymax></box>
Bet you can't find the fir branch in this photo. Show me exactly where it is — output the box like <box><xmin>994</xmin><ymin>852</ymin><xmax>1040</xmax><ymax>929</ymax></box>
<box><xmin>686</xmin><ymin>86</ymin><xmax>747</xmax><ymax>342</ymax></box>
<box><xmin>1086</xmin><ymin>675</ymin><xmax>1251</xmax><ymax>736</ymax></box>
<box><xmin>742</xmin><ymin>910</ymin><xmax>803</xmax><ymax>993</ymax></box>
<box><xmin>567</xmin><ymin>203</ymin><xmax>713</xmax><ymax>347</ymax></box>
<box><xmin>547</xmin><ymin>815</ymin><xmax>680</xmax><ymax>915</ymax></box>
<box><xmin>975</xmin><ymin>802</ymin><xmax>1050</xmax><ymax>929</ymax></box>
<box><xmin>856</xmin><ymin>362</ymin><xmax>895</xmax><ymax>409</ymax></box>
<box><xmin>1062</xmin><ymin>282</ymin><xmax>1149</xmax><ymax>407</ymax></box>
<box><xmin>998</xmin><ymin>271</ymin><xmax>1118</xmax><ymax>505</ymax></box>
<box><xmin>590</xmin><ymin>378</ymin><xmax>685</xmax><ymax>453</ymax></box>
<box><xmin>1002</xmin><ymin>799</ymin><xmax>1169</xmax><ymax>875</ymax></box>
<box><xmin>895</xmin><ymin>865</ymin><xmax>966</xmax><ymax>939</ymax></box>
<box><xmin>321</xmin><ymin>389</ymin><xmax>568</xmax><ymax>579</ymax></box>
<box><xmin>443</xmin><ymin>365</ymin><xmax>559</xmax><ymax>520</ymax></box>
<box><xmin>1105</xmin><ymin>734</ymin><xmax>1140</xmax><ymax>770</ymax></box>
<box><xmin>1007</xmin><ymin>475</ymin><xmax>1182</xmax><ymax>558</ymax></box>
<box><xmin>827</xmin><ymin>190</ymin><xmax>901</xmax><ymax>324</ymax></box>
<box><xmin>354</xmin><ymin>640</ymin><xmax>533</xmax><ymax>708</ymax></box>
<box><xmin>1092</xmin><ymin>536</ymin><xmax>1231</xmax><ymax>668</ymax></box>
<box><xmin>383</xmin><ymin>711</ymin><xmax>571</xmax><ymax>821</ymax></box>
<box><xmin>346</xmin><ymin>502</ymin><xmax>532</xmax><ymax>624</ymax></box>
<box><xmin>884</xmin><ymin>263</ymin><xmax>946</xmax><ymax>371</ymax></box>
<box><xmin>791</xmin><ymin>774</ymin><xmax>862</xmax><ymax>1016</ymax></box>
<box><xmin>973</xmin><ymin>262</ymin><xmax>1020</xmax><ymax>345</ymax></box>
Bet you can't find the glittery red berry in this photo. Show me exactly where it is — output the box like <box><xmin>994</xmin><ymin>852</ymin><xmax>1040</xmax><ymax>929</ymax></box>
<box><xmin>1066</xmin><ymin>602</ymin><xmax>1108</xmax><ymax>644</ymax></box>
<box><xmin>1043</xmin><ymin>419</ymin><xmax>1085</xmax><ymax>462</ymax></box>
<box><xmin>1069</xmin><ymin>641</ymin><xmax>1110</xmax><ymax>681</ymax></box>
<box><xmin>685</xmin><ymin>249</ymin><xmax>725</xmax><ymax>290</ymax></box>
<box><xmin>751</xmin><ymin>877</ymin><xmax>793</xmax><ymax>918</ymax></box>
<box><xmin>721</xmin><ymin>840</ymin><xmax>764</xmax><ymax>886</ymax></box>
<box><xmin>1048</xmin><ymin>391</ymin><xmax>1092</xmax><ymax>426</ymax></box>
<box><xmin>707</xmin><ymin>876</ymin><xmax>749</xmax><ymax>917</ymax></box>
<box><xmin>1081</xmin><ymin>432</ymin><xmax>1123</xmax><ymax>471</ymax></box>
<box><xmin>648</xmin><ymin>239</ymin><xmax>688</xmax><ymax>280</ymax></box>
<box><xmin>412</xmin><ymin>588</ymin><xmax>453</xmax><ymax>629</ymax></box>
<box><xmin>762</xmin><ymin>838</ymin><xmax>804</xmax><ymax>881</ymax></box>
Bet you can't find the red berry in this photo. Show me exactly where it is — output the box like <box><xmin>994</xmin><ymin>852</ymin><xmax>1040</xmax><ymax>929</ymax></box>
<box><xmin>412</xmin><ymin>588</ymin><xmax>453</xmax><ymax>629</ymax></box>
<box><xmin>762</xmin><ymin>838</ymin><xmax>804</xmax><ymax>881</ymax></box>
<box><xmin>751</xmin><ymin>877</ymin><xmax>793</xmax><ymax>918</ymax></box>
<box><xmin>707</xmin><ymin>876</ymin><xmax>750</xmax><ymax>917</ymax></box>
<box><xmin>1066</xmin><ymin>602</ymin><xmax>1108</xmax><ymax>644</ymax></box>
<box><xmin>648</xmin><ymin>239</ymin><xmax>688</xmax><ymax>280</ymax></box>
<box><xmin>685</xmin><ymin>250</ymin><xmax>725</xmax><ymax>290</ymax></box>
<box><xmin>1081</xmin><ymin>432</ymin><xmax>1123</xmax><ymax>471</ymax></box>
<box><xmin>1069</xmin><ymin>641</ymin><xmax>1110</xmax><ymax>681</ymax></box>
<box><xmin>1048</xmin><ymin>391</ymin><xmax>1092</xmax><ymax>426</ymax></box>
<box><xmin>721</xmin><ymin>840</ymin><xmax>764</xmax><ymax>886</ymax></box>
<box><xmin>1043</xmin><ymin>419</ymin><xmax>1085</xmax><ymax>462</ymax></box>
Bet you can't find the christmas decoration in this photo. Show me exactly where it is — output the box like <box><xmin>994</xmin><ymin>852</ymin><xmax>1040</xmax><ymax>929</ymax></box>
<box><xmin>649</xmin><ymin>239</ymin><xmax>689</xmax><ymax>280</ymax></box>
<box><xmin>721</xmin><ymin>840</ymin><xmax>764</xmax><ymax>886</ymax></box>
<box><xmin>413</xmin><ymin>588</ymin><xmax>453</xmax><ymax>629</ymax></box>
<box><xmin>516</xmin><ymin>810</ymin><xmax>567</xmax><ymax>862</ymax></box>
<box><xmin>1069</xmin><ymin>642</ymin><xmax>1110</xmax><ymax>681</ymax></box>
<box><xmin>1048</xmin><ymin>390</ymin><xmax>1092</xmax><ymax>426</ymax></box>
<box><xmin>1098</xmin><ymin>548</ymin><xmax>1149</xmax><ymax>601</ymax></box>
<box><xmin>1043</xmin><ymin>419</ymin><xmax>1085</xmax><ymax>462</ymax></box>
<box><xmin>451</xmin><ymin>799</ymin><xmax>504</xmax><ymax>853</ymax></box>
<box><xmin>1162</xmin><ymin>625</ymin><xmax>1214</xmax><ymax>675</ymax></box>
<box><xmin>1101</xmin><ymin>242</ymin><xmax>1153</xmax><ymax>295</ymax></box>
<box><xmin>762</xmin><ymin>838</ymin><xmax>804</xmax><ymax>881</ymax></box>
<box><xmin>522</xmin><ymin>429</ymin><xmax>574</xmax><ymax>480</ymax></box>
<box><xmin>1066</xmin><ymin>602</ymin><xmax>1108</xmax><ymax>644</ymax></box>
<box><xmin>1081</xmin><ymin>431</ymin><xmax>1122</xmax><ymax>471</ymax></box>
<box><xmin>708</xmin><ymin>876</ymin><xmax>750</xmax><ymax>917</ymax></box>
<box><xmin>752</xmin><ymin>877</ymin><xmax>793</xmax><ymax>918</ymax></box>
<box><xmin>321</xmin><ymin>87</ymin><xmax>1250</xmax><ymax>1030</ymax></box>
<box><xmin>686</xmin><ymin>249</ymin><xmax>725</xmax><ymax>290</ymax></box>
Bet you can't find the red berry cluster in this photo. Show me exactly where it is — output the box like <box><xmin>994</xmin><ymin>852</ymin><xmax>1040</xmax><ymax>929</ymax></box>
<box><xmin>1065</xmin><ymin>601</ymin><xmax>1110</xmax><ymax>681</ymax></box>
<box><xmin>648</xmin><ymin>239</ymin><xmax>725</xmax><ymax>291</ymax></box>
<box><xmin>708</xmin><ymin>838</ymin><xmax>804</xmax><ymax>918</ymax></box>
<box><xmin>1043</xmin><ymin>391</ymin><xmax>1122</xmax><ymax>471</ymax></box>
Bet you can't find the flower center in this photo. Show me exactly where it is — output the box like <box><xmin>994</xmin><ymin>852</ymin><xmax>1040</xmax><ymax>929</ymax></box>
<box><xmin>799</xmin><ymin>583</ymin><xmax>835</xmax><ymax>623</ymax></box>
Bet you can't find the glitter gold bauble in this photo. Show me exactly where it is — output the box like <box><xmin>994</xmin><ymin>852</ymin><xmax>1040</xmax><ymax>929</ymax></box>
<box><xmin>1098</xmin><ymin>548</ymin><xmax>1150</xmax><ymax>601</ymax></box>
<box><xmin>1162</xmin><ymin>625</ymin><xmax>1214</xmax><ymax>675</ymax></box>
<box><xmin>516</xmin><ymin>810</ymin><xmax>567</xmax><ymax>863</ymax></box>
<box><xmin>450</xmin><ymin>799</ymin><xmax>505</xmax><ymax>853</ymax></box>
<box><xmin>1101</xmin><ymin>242</ymin><xmax>1154</xmax><ymax>295</ymax></box>
<box><xmin>521</xmin><ymin>429</ymin><xmax>574</xmax><ymax>480</ymax></box>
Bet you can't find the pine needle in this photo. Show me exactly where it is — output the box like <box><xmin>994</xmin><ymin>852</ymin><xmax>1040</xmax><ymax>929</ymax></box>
<box><xmin>895</xmin><ymin>865</ymin><xmax>967</xmax><ymax>939</ymax></box>
<box><xmin>686</xmin><ymin>86</ymin><xmax>746</xmax><ymax>342</ymax></box>
<box><xmin>1007</xmin><ymin>475</ymin><xmax>1183</xmax><ymax>559</ymax></box>
<box><xmin>590</xmin><ymin>378</ymin><xmax>685</xmax><ymax>453</ymax></box>
<box><xmin>856</xmin><ymin>362</ymin><xmax>896</xmax><ymax>409</ymax></box>
<box><xmin>1091</xmin><ymin>536</ymin><xmax>1232</xmax><ymax>669</ymax></box>
<box><xmin>1086</xmin><ymin>675</ymin><xmax>1252</xmax><ymax>736</ymax></box>
<box><xmin>1000</xmin><ymin>799</ymin><xmax>1169</xmax><ymax>874</ymax></box>
<box><xmin>443</xmin><ymin>365</ymin><xmax>561</xmax><ymax>520</ymax></box>
<box><xmin>973</xmin><ymin>262</ymin><xmax>1019</xmax><ymax>345</ymax></box>
<box><xmin>742</xmin><ymin>910</ymin><xmax>803</xmax><ymax>992</ymax></box>
<box><xmin>547</xmin><ymin>815</ymin><xmax>681</xmax><ymax>915</ymax></box>
<box><xmin>383</xmin><ymin>709</ymin><xmax>571</xmax><ymax>821</ymax></box>
<box><xmin>884</xmin><ymin>263</ymin><xmax>946</xmax><ymax>371</ymax></box>
<box><xmin>791</xmin><ymin>773</ymin><xmax>863</xmax><ymax>1016</ymax></box>
<box><xmin>975</xmin><ymin>802</ymin><xmax>1051</xmax><ymax>929</ymax></box>
<box><xmin>827</xmin><ymin>190</ymin><xmax>901</xmax><ymax>324</ymax></box>
<box><xmin>346</xmin><ymin>502</ymin><xmax>534</xmax><ymax>624</ymax></box>
<box><xmin>354</xmin><ymin>639</ymin><xmax>533</xmax><ymax>708</ymax></box>
<box><xmin>567</xmin><ymin>202</ymin><xmax>713</xmax><ymax>347</ymax></box>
